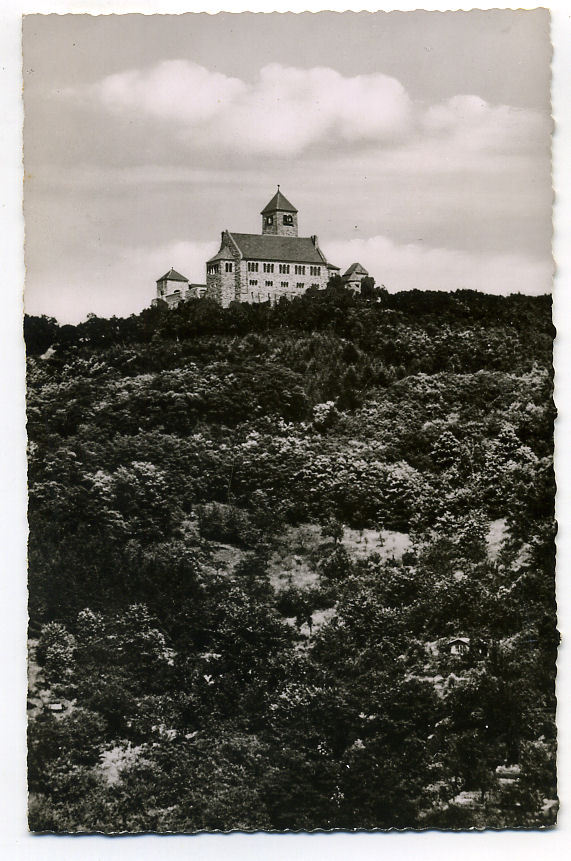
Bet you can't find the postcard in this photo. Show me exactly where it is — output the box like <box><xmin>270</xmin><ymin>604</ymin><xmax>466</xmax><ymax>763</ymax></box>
<box><xmin>23</xmin><ymin>10</ymin><xmax>556</xmax><ymax>833</ymax></box>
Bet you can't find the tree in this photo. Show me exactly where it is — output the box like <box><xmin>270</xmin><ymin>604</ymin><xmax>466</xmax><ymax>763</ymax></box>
<box><xmin>36</xmin><ymin>622</ymin><xmax>76</xmax><ymax>685</ymax></box>
<box><xmin>360</xmin><ymin>276</ymin><xmax>376</xmax><ymax>299</ymax></box>
<box><xmin>321</xmin><ymin>516</ymin><xmax>344</xmax><ymax>545</ymax></box>
<box><xmin>24</xmin><ymin>315</ymin><xmax>59</xmax><ymax>356</ymax></box>
<box><xmin>337</xmin><ymin>364</ymin><xmax>361</xmax><ymax>410</ymax></box>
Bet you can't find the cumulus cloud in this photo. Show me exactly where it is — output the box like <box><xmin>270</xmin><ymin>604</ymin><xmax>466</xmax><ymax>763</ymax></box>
<box><xmin>323</xmin><ymin>234</ymin><xmax>552</xmax><ymax>296</ymax></box>
<box><xmin>77</xmin><ymin>60</ymin><xmax>549</xmax><ymax>161</ymax></box>
<box><xmin>95</xmin><ymin>60</ymin><xmax>247</xmax><ymax>125</ymax></box>
<box><xmin>422</xmin><ymin>94</ymin><xmax>550</xmax><ymax>154</ymax></box>
<box><xmin>83</xmin><ymin>60</ymin><xmax>413</xmax><ymax>156</ymax></box>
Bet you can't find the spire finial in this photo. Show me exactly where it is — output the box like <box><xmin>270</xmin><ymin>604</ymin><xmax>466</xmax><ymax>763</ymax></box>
<box><xmin>277</xmin><ymin>184</ymin><xmax>280</xmax><ymax>190</ymax></box>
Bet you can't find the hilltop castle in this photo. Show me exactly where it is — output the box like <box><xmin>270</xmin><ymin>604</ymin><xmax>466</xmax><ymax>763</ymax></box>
<box><xmin>156</xmin><ymin>189</ymin><xmax>370</xmax><ymax>307</ymax></box>
<box><xmin>203</xmin><ymin>188</ymin><xmax>339</xmax><ymax>307</ymax></box>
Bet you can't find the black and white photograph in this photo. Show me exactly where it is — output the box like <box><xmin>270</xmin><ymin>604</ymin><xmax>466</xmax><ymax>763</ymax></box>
<box><xmin>21</xmin><ymin>9</ymin><xmax>558</xmax><ymax>833</ymax></box>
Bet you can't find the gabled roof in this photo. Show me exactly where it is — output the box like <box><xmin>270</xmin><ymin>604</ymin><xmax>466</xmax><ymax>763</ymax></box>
<box><xmin>228</xmin><ymin>233</ymin><xmax>329</xmax><ymax>265</ymax></box>
<box><xmin>261</xmin><ymin>189</ymin><xmax>298</xmax><ymax>215</ymax></box>
<box><xmin>343</xmin><ymin>262</ymin><xmax>369</xmax><ymax>278</ymax></box>
<box><xmin>157</xmin><ymin>268</ymin><xmax>189</xmax><ymax>283</ymax></box>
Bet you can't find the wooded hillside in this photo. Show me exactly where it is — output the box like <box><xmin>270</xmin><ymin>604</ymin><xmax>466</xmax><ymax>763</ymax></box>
<box><xmin>26</xmin><ymin>285</ymin><xmax>557</xmax><ymax>831</ymax></box>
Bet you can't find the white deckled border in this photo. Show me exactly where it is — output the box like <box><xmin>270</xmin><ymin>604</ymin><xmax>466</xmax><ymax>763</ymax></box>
<box><xmin>0</xmin><ymin>3</ymin><xmax>569</xmax><ymax>860</ymax></box>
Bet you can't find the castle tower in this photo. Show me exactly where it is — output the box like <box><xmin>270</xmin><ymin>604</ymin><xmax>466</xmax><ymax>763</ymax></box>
<box><xmin>155</xmin><ymin>268</ymin><xmax>190</xmax><ymax>306</ymax></box>
<box><xmin>261</xmin><ymin>187</ymin><xmax>298</xmax><ymax>237</ymax></box>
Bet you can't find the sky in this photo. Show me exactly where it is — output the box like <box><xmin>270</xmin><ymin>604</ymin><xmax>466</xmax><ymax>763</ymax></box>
<box><xmin>23</xmin><ymin>10</ymin><xmax>553</xmax><ymax>323</ymax></box>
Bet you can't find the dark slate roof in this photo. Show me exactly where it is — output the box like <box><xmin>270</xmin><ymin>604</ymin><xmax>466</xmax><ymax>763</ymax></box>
<box><xmin>206</xmin><ymin>245</ymin><xmax>236</xmax><ymax>264</ymax></box>
<box><xmin>229</xmin><ymin>233</ymin><xmax>328</xmax><ymax>264</ymax></box>
<box><xmin>343</xmin><ymin>262</ymin><xmax>368</xmax><ymax>278</ymax></box>
<box><xmin>261</xmin><ymin>189</ymin><xmax>298</xmax><ymax>215</ymax></box>
<box><xmin>157</xmin><ymin>268</ymin><xmax>189</xmax><ymax>283</ymax></box>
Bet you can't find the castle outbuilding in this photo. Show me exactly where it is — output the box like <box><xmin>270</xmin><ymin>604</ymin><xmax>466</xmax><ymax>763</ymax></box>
<box><xmin>342</xmin><ymin>262</ymin><xmax>369</xmax><ymax>292</ymax></box>
<box><xmin>204</xmin><ymin>188</ymin><xmax>340</xmax><ymax>307</ymax></box>
<box><xmin>155</xmin><ymin>268</ymin><xmax>206</xmax><ymax>307</ymax></box>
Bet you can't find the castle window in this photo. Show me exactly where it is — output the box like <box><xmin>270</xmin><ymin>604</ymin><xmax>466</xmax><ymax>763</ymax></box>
<box><xmin>249</xmin><ymin>279</ymin><xmax>258</xmax><ymax>286</ymax></box>
<box><xmin>248</xmin><ymin>262</ymin><xmax>259</xmax><ymax>273</ymax></box>
<box><xmin>263</xmin><ymin>263</ymin><xmax>275</xmax><ymax>273</ymax></box>
<box><xmin>310</xmin><ymin>266</ymin><xmax>321</xmax><ymax>276</ymax></box>
<box><xmin>265</xmin><ymin>280</ymin><xmax>273</xmax><ymax>287</ymax></box>
<box><xmin>279</xmin><ymin>264</ymin><xmax>290</xmax><ymax>274</ymax></box>
<box><xmin>207</xmin><ymin>263</ymin><xmax>220</xmax><ymax>275</ymax></box>
<box><xmin>296</xmin><ymin>282</ymin><xmax>304</xmax><ymax>289</ymax></box>
<box><xmin>283</xmin><ymin>214</ymin><xmax>293</xmax><ymax>225</ymax></box>
<box><xmin>281</xmin><ymin>281</ymin><xmax>288</xmax><ymax>288</ymax></box>
<box><xmin>311</xmin><ymin>283</ymin><xmax>319</xmax><ymax>289</ymax></box>
<box><xmin>225</xmin><ymin>262</ymin><xmax>233</xmax><ymax>273</ymax></box>
<box><xmin>295</xmin><ymin>265</ymin><xmax>306</xmax><ymax>275</ymax></box>
<box><xmin>265</xmin><ymin>216</ymin><xmax>273</xmax><ymax>226</ymax></box>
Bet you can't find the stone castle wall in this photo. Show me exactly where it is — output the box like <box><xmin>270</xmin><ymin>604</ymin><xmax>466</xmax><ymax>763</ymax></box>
<box><xmin>205</xmin><ymin>272</ymin><xmax>222</xmax><ymax>304</ymax></box>
<box><xmin>238</xmin><ymin>258</ymin><xmax>329</xmax><ymax>304</ymax></box>
<box><xmin>188</xmin><ymin>253</ymin><xmax>332</xmax><ymax>308</ymax></box>
<box><xmin>206</xmin><ymin>269</ymin><xmax>237</xmax><ymax>307</ymax></box>
<box><xmin>204</xmin><ymin>232</ymin><xmax>242</xmax><ymax>306</ymax></box>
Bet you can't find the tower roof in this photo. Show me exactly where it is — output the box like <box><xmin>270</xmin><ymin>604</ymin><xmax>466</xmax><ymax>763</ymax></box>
<box><xmin>343</xmin><ymin>262</ymin><xmax>369</xmax><ymax>278</ymax></box>
<box><xmin>156</xmin><ymin>268</ymin><xmax>189</xmax><ymax>283</ymax></box>
<box><xmin>206</xmin><ymin>245</ymin><xmax>236</xmax><ymax>264</ymax></box>
<box><xmin>261</xmin><ymin>188</ymin><xmax>298</xmax><ymax>215</ymax></box>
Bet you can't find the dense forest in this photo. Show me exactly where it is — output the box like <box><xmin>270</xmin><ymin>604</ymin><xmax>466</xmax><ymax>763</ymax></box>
<box><xmin>26</xmin><ymin>282</ymin><xmax>558</xmax><ymax>831</ymax></box>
